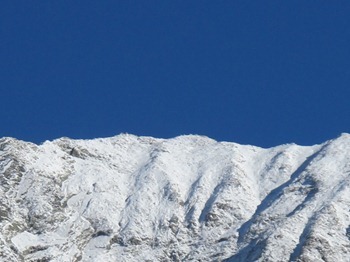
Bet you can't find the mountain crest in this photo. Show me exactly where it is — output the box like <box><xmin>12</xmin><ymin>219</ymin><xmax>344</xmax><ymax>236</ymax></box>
<box><xmin>0</xmin><ymin>134</ymin><xmax>349</xmax><ymax>261</ymax></box>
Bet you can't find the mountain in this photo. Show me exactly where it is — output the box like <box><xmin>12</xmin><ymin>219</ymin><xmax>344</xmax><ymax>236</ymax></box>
<box><xmin>1</xmin><ymin>134</ymin><xmax>350</xmax><ymax>261</ymax></box>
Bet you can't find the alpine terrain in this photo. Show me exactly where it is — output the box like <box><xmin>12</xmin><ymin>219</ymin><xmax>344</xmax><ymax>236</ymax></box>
<box><xmin>1</xmin><ymin>133</ymin><xmax>350</xmax><ymax>262</ymax></box>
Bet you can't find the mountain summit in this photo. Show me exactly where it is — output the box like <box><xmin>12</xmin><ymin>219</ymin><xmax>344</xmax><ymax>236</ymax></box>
<box><xmin>1</xmin><ymin>134</ymin><xmax>350</xmax><ymax>261</ymax></box>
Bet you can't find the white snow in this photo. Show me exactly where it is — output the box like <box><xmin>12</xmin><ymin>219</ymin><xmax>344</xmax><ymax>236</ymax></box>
<box><xmin>0</xmin><ymin>134</ymin><xmax>350</xmax><ymax>261</ymax></box>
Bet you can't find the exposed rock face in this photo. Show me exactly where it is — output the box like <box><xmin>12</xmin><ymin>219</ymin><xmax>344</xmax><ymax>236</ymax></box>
<box><xmin>1</xmin><ymin>134</ymin><xmax>350</xmax><ymax>261</ymax></box>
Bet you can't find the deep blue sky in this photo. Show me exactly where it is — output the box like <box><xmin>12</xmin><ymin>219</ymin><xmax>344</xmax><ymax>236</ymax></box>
<box><xmin>1</xmin><ymin>1</ymin><xmax>350</xmax><ymax>147</ymax></box>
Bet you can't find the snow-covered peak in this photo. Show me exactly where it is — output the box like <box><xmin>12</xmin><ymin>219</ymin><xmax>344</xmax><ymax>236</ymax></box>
<box><xmin>0</xmin><ymin>134</ymin><xmax>349</xmax><ymax>261</ymax></box>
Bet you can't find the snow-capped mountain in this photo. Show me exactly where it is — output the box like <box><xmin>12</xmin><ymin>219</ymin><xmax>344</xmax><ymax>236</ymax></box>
<box><xmin>1</xmin><ymin>133</ymin><xmax>350</xmax><ymax>261</ymax></box>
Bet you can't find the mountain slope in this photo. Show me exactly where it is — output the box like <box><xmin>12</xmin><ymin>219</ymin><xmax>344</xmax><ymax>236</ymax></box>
<box><xmin>0</xmin><ymin>134</ymin><xmax>350</xmax><ymax>261</ymax></box>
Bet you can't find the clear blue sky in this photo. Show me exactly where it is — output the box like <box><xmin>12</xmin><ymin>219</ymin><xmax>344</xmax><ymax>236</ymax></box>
<box><xmin>1</xmin><ymin>1</ymin><xmax>350</xmax><ymax>147</ymax></box>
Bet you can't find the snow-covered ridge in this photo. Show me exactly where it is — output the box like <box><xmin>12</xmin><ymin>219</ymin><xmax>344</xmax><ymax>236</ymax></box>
<box><xmin>0</xmin><ymin>134</ymin><xmax>350</xmax><ymax>261</ymax></box>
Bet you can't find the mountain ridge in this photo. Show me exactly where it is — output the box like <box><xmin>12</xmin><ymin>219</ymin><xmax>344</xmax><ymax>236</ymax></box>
<box><xmin>0</xmin><ymin>133</ymin><xmax>349</xmax><ymax>261</ymax></box>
